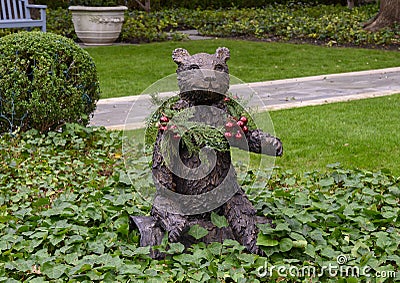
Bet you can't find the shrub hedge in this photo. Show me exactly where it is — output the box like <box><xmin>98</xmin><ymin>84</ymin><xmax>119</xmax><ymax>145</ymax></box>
<box><xmin>120</xmin><ymin>10</ymin><xmax>188</xmax><ymax>43</ymax></box>
<box><xmin>35</xmin><ymin>0</ymin><xmax>367</xmax><ymax>10</ymax></box>
<box><xmin>0</xmin><ymin>32</ymin><xmax>100</xmax><ymax>134</ymax></box>
<box><xmin>123</xmin><ymin>4</ymin><xmax>398</xmax><ymax>46</ymax></box>
<box><xmin>147</xmin><ymin>0</ymin><xmax>349</xmax><ymax>10</ymax></box>
<box><xmin>191</xmin><ymin>4</ymin><xmax>399</xmax><ymax>46</ymax></box>
<box><xmin>1</xmin><ymin>3</ymin><xmax>398</xmax><ymax>47</ymax></box>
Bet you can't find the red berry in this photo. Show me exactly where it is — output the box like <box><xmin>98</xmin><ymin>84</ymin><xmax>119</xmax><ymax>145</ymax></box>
<box><xmin>160</xmin><ymin>116</ymin><xmax>169</xmax><ymax>124</ymax></box>
<box><xmin>242</xmin><ymin>125</ymin><xmax>249</xmax><ymax>133</ymax></box>
<box><xmin>235</xmin><ymin>132</ymin><xmax>242</xmax><ymax>139</ymax></box>
<box><xmin>239</xmin><ymin>116</ymin><xmax>248</xmax><ymax>125</ymax></box>
<box><xmin>173</xmin><ymin>133</ymin><xmax>180</xmax><ymax>140</ymax></box>
<box><xmin>237</xmin><ymin>120</ymin><xmax>244</xmax><ymax>128</ymax></box>
<box><xmin>224</xmin><ymin>97</ymin><xmax>230</xmax><ymax>102</ymax></box>
<box><xmin>169</xmin><ymin>124</ymin><xmax>177</xmax><ymax>130</ymax></box>
<box><xmin>159</xmin><ymin>125</ymin><xmax>168</xmax><ymax>131</ymax></box>
<box><xmin>224</xmin><ymin>132</ymin><xmax>232</xmax><ymax>138</ymax></box>
<box><xmin>225</xmin><ymin>121</ymin><xmax>234</xmax><ymax>129</ymax></box>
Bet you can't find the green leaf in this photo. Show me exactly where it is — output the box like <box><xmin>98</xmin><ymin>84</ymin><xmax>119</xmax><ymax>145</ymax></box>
<box><xmin>305</xmin><ymin>244</ymin><xmax>316</xmax><ymax>258</ymax></box>
<box><xmin>41</xmin><ymin>262</ymin><xmax>67</xmax><ymax>279</ymax></box>
<box><xmin>343</xmin><ymin>205</ymin><xmax>355</xmax><ymax>216</ymax></box>
<box><xmin>167</xmin><ymin>243</ymin><xmax>185</xmax><ymax>254</ymax></box>
<box><xmin>275</xmin><ymin>222</ymin><xmax>291</xmax><ymax>232</ymax></box>
<box><xmin>236</xmin><ymin>253</ymin><xmax>256</xmax><ymax>265</ymax></box>
<box><xmin>173</xmin><ymin>253</ymin><xmax>195</xmax><ymax>263</ymax></box>
<box><xmin>296</xmin><ymin>211</ymin><xmax>317</xmax><ymax>224</ymax></box>
<box><xmin>188</xmin><ymin>224</ymin><xmax>209</xmax><ymax>240</ymax></box>
<box><xmin>292</xmin><ymin>240</ymin><xmax>307</xmax><ymax>248</ymax></box>
<box><xmin>211</xmin><ymin>212</ymin><xmax>229</xmax><ymax>228</ymax></box>
<box><xmin>375</xmin><ymin>232</ymin><xmax>391</xmax><ymax>249</ymax></box>
<box><xmin>318</xmin><ymin>177</ymin><xmax>335</xmax><ymax>187</ymax></box>
<box><xmin>48</xmin><ymin>234</ymin><xmax>65</xmax><ymax>246</ymax></box>
<box><xmin>279</xmin><ymin>238</ymin><xmax>293</xmax><ymax>252</ymax></box>
<box><xmin>320</xmin><ymin>246</ymin><xmax>338</xmax><ymax>259</ymax></box>
<box><xmin>258</xmin><ymin>223</ymin><xmax>275</xmax><ymax>234</ymax></box>
<box><xmin>207</xmin><ymin>242</ymin><xmax>222</xmax><ymax>255</ymax></box>
<box><xmin>282</xmin><ymin>207</ymin><xmax>298</xmax><ymax>217</ymax></box>
<box><xmin>294</xmin><ymin>193</ymin><xmax>310</xmax><ymax>206</ymax></box>
<box><xmin>351</xmin><ymin>241</ymin><xmax>370</xmax><ymax>258</ymax></box>
<box><xmin>289</xmin><ymin>232</ymin><xmax>306</xmax><ymax>242</ymax></box>
<box><xmin>256</xmin><ymin>233</ymin><xmax>279</xmax><ymax>247</ymax></box>
<box><xmin>133</xmin><ymin>246</ymin><xmax>150</xmax><ymax>255</ymax></box>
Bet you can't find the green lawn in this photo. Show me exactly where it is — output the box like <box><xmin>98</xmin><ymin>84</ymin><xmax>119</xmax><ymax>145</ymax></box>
<box><xmin>268</xmin><ymin>94</ymin><xmax>400</xmax><ymax>176</ymax></box>
<box><xmin>86</xmin><ymin>39</ymin><xmax>400</xmax><ymax>99</ymax></box>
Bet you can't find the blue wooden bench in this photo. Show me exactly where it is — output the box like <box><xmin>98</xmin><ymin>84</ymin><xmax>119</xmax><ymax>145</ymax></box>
<box><xmin>0</xmin><ymin>0</ymin><xmax>47</xmax><ymax>32</ymax></box>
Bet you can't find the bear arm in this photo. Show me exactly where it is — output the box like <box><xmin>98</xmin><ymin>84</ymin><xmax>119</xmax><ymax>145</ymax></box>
<box><xmin>240</xmin><ymin>129</ymin><xmax>283</xmax><ymax>156</ymax></box>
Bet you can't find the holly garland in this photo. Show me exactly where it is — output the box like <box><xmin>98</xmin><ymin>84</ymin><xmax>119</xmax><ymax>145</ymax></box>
<box><xmin>145</xmin><ymin>96</ymin><xmax>180</xmax><ymax>152</ymax></box>
<box><xmin>145</xmin><ymin>94</ymin><xmax>255</xmax><ymax>155</ymax></box>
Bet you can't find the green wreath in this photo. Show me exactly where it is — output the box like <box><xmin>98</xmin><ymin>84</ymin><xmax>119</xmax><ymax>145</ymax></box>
<box><xmin>145</xmin><ymin>94</ymin><xmax>256</xmax><ymax>156</ymax></box>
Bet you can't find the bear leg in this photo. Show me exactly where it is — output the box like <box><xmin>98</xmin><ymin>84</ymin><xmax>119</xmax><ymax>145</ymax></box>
<box><xmin>151</xmin><ymin>206</ymin><xmax>189</xmax><ymax>242</ymax></box>
<box><xmin>222</xmin><ymin>189</ymin><xmax>262</xmax><ymax>255</ymax></box>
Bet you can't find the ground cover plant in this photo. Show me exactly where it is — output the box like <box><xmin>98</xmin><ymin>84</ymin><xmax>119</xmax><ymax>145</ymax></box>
<box><xmin>86</xmin><ymin>39</ymin><xmax>400</xmax><ymax>99</ymax></box>
<box><xmin>0</xmin><ymin>95</ymin><xmax>398</xmax><ymax>282</ymax></box>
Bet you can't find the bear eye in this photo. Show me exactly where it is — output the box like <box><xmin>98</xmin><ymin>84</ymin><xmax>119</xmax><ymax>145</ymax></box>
<box><xmin>189</xmin><ymin>64</ymin><xmax>200</xmax><ymax>70</ymax></box>
<box><xmin>214</xmin><ymin>64</ymin><xmax>225</xmax><ymax>72</ymax></box>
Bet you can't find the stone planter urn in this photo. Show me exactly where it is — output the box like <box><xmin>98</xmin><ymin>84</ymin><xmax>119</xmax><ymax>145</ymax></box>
<box><xmin>69</xmin><ymin>6</ymin><xmax>128</xmax><ymax>46</ymax></box>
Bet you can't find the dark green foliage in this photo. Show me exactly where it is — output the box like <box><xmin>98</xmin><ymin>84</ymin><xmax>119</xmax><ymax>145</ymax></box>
<box><xmin>252</xmin><ymin>166</ymin><xmax>400</xmax><ymax>282</ymax></box>
<box><xmin>189</xmin><ymin>4</ymin><xmax>398</xmax><ymax>46</ymax></box>
<box><xmin>111</xmin><ymin>4</ymin><xmax>400</xmax><ymax>46</ymax></box>
<box><xmin>47</xmin><ymin>8</ymin><xmax>77</xmax><ymax>40</ymax></box>
<box><xmin>0</xmin><ymin>32</ymin><xmax>100</xmax><ymax>133</ymax></box>
<box><xmin>4</xmin><ymin>4</ymin><xmax>396</xmax><ymax>47</ymax></box>
<box><xmin>120</xmin><ymin>10</ymin><xmax>187</xmax><ymax>43</ymax></box>
<box><xmin>32</xmin><ymin>0</ymin><xmax>70</xmax><ymax>9</ymax></box>
<box><xmin>0</xmin><ymin>124</ymin><xmax>398</xmax><ymax>282</ymax></box>
<box><xmin>32</xmin><ymin>0</ymin><xmax>127</xmax><ymax>8</ymax></box>
<box><xmin>32</xmin><ymin>0</ymin><xmax>348</xmax><ymax>10</ymax></box>
<box><xmin>68</xmin><ymin>0</ymin><xmax>125</xmax><ymax>7</ymax></box>
<box><xmin>141</xmin><ymin>0</ymin><xmax>348</xmax><ymax>10</ymax></box>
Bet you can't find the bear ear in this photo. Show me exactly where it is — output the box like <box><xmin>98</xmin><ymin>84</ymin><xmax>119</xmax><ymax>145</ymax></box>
<box><xmin>172</xmin><ymin>48</ymin><xmax>190</xmax><ymax>65</ymax></box>
<box><xmin>215</xmin><ymin>47</ymin><xmax>230</xmax><ymax>62</ymax></box>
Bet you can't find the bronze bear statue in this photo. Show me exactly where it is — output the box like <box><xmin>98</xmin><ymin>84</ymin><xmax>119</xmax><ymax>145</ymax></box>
<box><xmin>130</xmin><ymin>47</ymin><xmax>283</xmax><ymax>259</ymax></box>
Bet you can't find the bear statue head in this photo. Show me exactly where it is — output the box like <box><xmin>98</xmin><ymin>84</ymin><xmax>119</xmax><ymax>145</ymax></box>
<box><xmin>172</xmin><ymin>47</ymin><xmax>230</xmax><ymax>104</ymax></box>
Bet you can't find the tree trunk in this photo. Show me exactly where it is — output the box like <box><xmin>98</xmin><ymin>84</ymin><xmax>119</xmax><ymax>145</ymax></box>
<box><xmin>364</xmin><ymin>0</ymin><xmax>400</xmax><ymax>31</ymax></box>
<box><xmin>133</xmin><ymin>0</ymin><xmax>151</xmax><ymax>12</ymax></box>
<box><xmin>347</xmin><ymin>0</ymin><xmax>355</xmax><ymax>9</ymax></box>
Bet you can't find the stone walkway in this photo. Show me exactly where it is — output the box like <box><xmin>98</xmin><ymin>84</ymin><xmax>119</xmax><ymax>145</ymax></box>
<box><xmin>90</xmin><ymin>67</ymin><xmax>400</xmax><ymax>130</ymax></box>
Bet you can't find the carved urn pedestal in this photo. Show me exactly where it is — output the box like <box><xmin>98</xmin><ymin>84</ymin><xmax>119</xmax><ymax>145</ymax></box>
<box><xmin>69</xmin><ymin>6</ymin><xmax>127</xmax><ymax>46</ymax></box>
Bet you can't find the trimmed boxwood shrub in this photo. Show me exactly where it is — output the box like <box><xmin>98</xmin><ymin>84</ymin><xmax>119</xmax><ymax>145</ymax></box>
<box><xmin>0</xmin><ymin>32</ymin><xmax>100</xmax><ymax>134</ymax></box>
